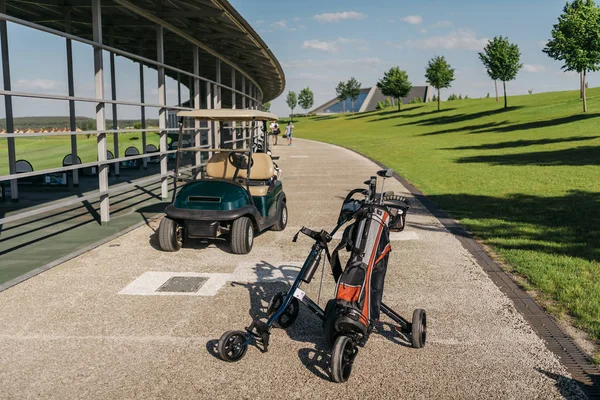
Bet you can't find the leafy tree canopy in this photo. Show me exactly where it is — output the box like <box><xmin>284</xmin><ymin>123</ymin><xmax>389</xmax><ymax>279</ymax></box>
<box><xmin>479</xmin><ymin>36</ymin><xmax>523</xmax><ymax>83</ymax></box>
<box><xmin>298</xmin><ymin>87</ymin><xmax>315</xmax><ymax>113</ymax></box>
<box><xmin>377</xmin><ymin>67</ymin><xmax>412</xmax><ymax>110</ymax></box>
<box><xmin>425</xmin><ymin>56</ymin><xmax>455</xmax><ymax>90</ymax></box>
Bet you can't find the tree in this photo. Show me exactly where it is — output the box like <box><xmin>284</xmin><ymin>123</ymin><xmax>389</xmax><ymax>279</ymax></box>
<box><xmin>261</xmin><ymin>101</ymin><xmax>271</xmax><ymax>112</ymax></box>
<box><xmin>346</xmin><ymin>77</ymin><xmax>361</xmax><ymax>114</ymax></box>
<box><xmin>479</xmin><ymin>36</ymin><xmax>523</xmax><ymax>109</ymax></box>
<box><xmin>286</xmin><ymin>91</ymin><xmax>297</xmax><ymax>122</ymax></box>
<box><xmin>425</xmin><ymin>56</ymin><xmax>455</xmax><ymax>111</ymax></box>
<box><xmin>133</xmin><ymin>121</ymin><xmax>142</xmax><ymax>129</ymax></box>
<box><xmin>544</xmin><ymin>0</ymin><xmax>600</xmax><ymax>112</ymax></box>
<box><xmin>335</xmin><ymin>81</ymin><xmax>348</xmax><ymax>113</ymax></box>
<box><xmin>376</xmin><ymin>67</ymin><xmax>413</xmax><ymax>110</ymax></box>
<box><xmin>298</xmin><ymin>87</ymin><xmax>314</xmax><ymax>116</ymax></box>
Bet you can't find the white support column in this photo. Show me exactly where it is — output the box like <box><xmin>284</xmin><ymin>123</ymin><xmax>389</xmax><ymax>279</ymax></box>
<box><xmin>231</xmin><ymin>69</ymin><xmax>236</xmax><ymax>148</ymax></box>
<box><xmin>65</xmin><ymin>7</ymin><xmax>79</xmax><ymax>186</ymax></box>
<box><xmin>206</xmin><ymin>80</ymin><xmax>212</xmax><ymax>152</ymax></box>
<box><xmin>241</xmin><ymin>75</ymin><xmax>246</xmax><ymax>145</ymax></box>
<box><xmin>109</xmin><ymin>34</ymin><xmax>119</xmax><ymax>176</ymax></box>
<box><xmin>139</xmin><ymin>59</ymin><xmax>147</xmax><ymax>169</ymax></box>
<box><xmin>157</xmin><ymin>26</ymin><xmax>168</xmax><ymax>199</ymax></box>
<box><xmin>0</xmin><ymin>0</ymin><xmax>17</xmax><ymax>200</ymax></box>
<box><xmin>213</xmin><ymin>59</ymin><xmax>221</xmax><ymax>148</ymax></box>
<box><xmin>92</xmin><ymin>0</ymin><xmax>109</xmax><ymax>224</ymax></box>
<box><xmin>193</xmin><ymin>47</ymin><xmax>201</xmax><ymax>169</ymax></box>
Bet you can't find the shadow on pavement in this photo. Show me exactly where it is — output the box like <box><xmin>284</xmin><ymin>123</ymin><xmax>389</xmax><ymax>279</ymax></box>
<box><xmin>535</xmin><ymin>368</ymin><xmax>597</xmax><ymax>400</ymax></box>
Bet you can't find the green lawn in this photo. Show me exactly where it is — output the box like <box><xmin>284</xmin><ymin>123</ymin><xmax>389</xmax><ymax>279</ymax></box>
<box><xmin>0</xmin><ymin>132</ymin><xmax>161</xmax><ymax>175</ymax></box>
<box><xmin>292</xmin><ymin>88</ymin><xmax>600</xmax><ymax>352</ymax></box>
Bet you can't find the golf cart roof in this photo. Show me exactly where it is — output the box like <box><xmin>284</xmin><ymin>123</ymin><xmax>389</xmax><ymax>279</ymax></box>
<box><xmin>176</xmin><ymin>109</ymin><xmax>278</xmax><ymax>121</ymax></box>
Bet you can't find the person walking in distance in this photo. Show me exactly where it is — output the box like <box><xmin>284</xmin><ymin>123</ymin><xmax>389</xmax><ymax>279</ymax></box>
<box><xmin>269</xmin><ymin>120</ymin><xmax>280</xmax><ymax>146</ymax></box>
<box><xmin>285</xmin><ymin>121</ymin><xmax>294</xmax><ymax>146</ymax></box>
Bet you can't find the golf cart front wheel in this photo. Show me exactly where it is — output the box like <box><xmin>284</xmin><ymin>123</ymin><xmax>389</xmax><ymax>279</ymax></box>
<box><xmin>411</xmin><ymin>308</ymin><xmax>427</xmax><ymax>349</ymax></box>
<box><xmin>267</xmin><ymin>292</ymin><xmax>299</xmax><ymax>329</ymax></box>
<box><xmin>157</xmin><ymin>217</ymin><xmax>182</xmax><ymax>252</ymax></box>
<box><xmin>331</xmin><ymin>335</ymin><xmax>358</xmax><ymax>383</ymax></box>
<box><xmin>230</xmin><ymin>216</ymin><xmax>254</xmax><ymax>254</ymax></box>
<box><xmin>271</xmin><ymin>201</ymin><xmax>288</xmax><ymax>231</ymax></box>
<box><xmin>217</xmin><ymin>330</ymin><xmax>248</xmax><ymax>362</ymax></box>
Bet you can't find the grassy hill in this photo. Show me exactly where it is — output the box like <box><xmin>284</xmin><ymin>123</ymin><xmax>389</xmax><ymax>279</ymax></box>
<box><xmin>291</xmin><ymin>88</ymin><xmax>600</xmax><ymax>356</ymax></box>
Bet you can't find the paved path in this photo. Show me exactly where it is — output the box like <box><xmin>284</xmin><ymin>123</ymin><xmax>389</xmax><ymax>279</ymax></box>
<box><xmin>0</xmin><ymin>139</ymin><xmax>585</xmax><ymax>399</ymax></box>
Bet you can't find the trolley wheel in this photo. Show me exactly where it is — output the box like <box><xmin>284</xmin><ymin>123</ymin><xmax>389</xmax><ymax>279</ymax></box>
<box><xmin>157</xmin><ymin>217</ymin><xmax>182</xmax><ymax>252</ymax></box>
<box><xmin>230</xmin><ymin>216</ymin><xmax>254</xmax><ymax>254</ymax></box>
<box><xmin>217</xmin><ymin>330</ymin><xmax>248</xmax><ymax>362</ymax></box>
<box><xmin>267</xmin><ymin>292</ymin><xmax>300</xmax><ymax>329</ymax></box>
<box><xmin>322</xmin><ymin>299</ymin><xmax>338</xmax><ymax>347</ymax></box>
<box><xmin>330</xmin><ymin>335</ymin><xmax>357</xmax><ymax>383</ymax></box>
<box><xmin>411</xmin><ymin>308</ymin><xmax>427</xmax><ymax>349</ymax></box>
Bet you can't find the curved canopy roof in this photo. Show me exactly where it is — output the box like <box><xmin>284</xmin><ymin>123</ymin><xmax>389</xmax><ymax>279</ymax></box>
<box><xmin>4</xmin><ymin>0</ymin><xmax>285</xmax><ymax>102</ymax></box>
<box><xmin>177</xmin><ymin>109</ymin><xmax>278</xmax><ymax>121</ymax></box>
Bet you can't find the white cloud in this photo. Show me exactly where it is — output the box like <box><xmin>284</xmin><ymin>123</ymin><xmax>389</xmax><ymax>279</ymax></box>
<box><xmin>403</xmin><ymin>29</ymin><xmax>488</xmax><ymax>51</ymax></box>
<box><xmin>301</xmin><ymin>37</ymin><xmax>366</xmax><ymax>53</ymax></box>
<box><xmin>523</xmin><ymin>64</ymin><xmax>546</xmax><ymax>73</ymax></box>
<box><xmin>14</xmin><ymin>79</ymin><xmax>63</xmax><ymax>91</ymax></box>
<box><xmin>420</xmin><ymin>28</ymin><xmax>428</xmax><ymax>34</ymax></box>
<box><xmin>284</xmin><ymin>57</ymin><xmax>381</xmax><ymax>69</ymax></box>
<box><xmin>292</xmin><ymin>17</ymin><xmax>301</xmax><ymax>22</ymax></box>
<box><xmin>433</xmin><ymin>20</ymin><xmax>453</xmax><ymax>28</ymax></box>
<box><xmin>313</xmin><ymin>11</ymin><xmax>366</xmax><ymax>23</ymax></box>
<box><xmin>272</xmin><ymin>20</ymin><xmax>287</xmax><ymax>29</ymax></box>
<box><xmin>255</xmin><ymin>20</ymin><xmax>264</xmax><ymax>25</ymax></box>
<box><xmin>402</xmin><ymin>15</ymin><xmax>422</xmax><ymax>25</ymax></box>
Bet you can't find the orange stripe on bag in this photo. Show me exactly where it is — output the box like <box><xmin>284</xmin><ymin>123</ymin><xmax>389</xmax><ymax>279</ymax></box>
<box><xmin>337</xmin><ymin>283</ymin><xmax>361</xmax><ymax>302</ymax></box>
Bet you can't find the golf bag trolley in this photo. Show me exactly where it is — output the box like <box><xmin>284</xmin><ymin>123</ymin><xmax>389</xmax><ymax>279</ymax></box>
<box><xmin>216</xmin><ymin>169</ymin><xmax>427</xmax><ymax>382</ymax></box>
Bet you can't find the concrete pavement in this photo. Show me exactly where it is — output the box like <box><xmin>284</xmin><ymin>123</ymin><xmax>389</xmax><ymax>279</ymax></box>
<box><xmin>0</xmin><ymin>139</ymin><xmax>585</xmax><ymax>399</ymax></box>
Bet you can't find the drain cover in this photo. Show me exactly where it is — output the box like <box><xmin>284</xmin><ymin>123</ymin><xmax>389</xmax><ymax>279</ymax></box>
<box><xmin>156</xmin><ymin>276</ymin><xmax>208</xmax><ymax>293</ymax></box>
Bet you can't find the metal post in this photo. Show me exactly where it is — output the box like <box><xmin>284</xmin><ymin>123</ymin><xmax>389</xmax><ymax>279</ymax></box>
<box><xmin>193</xmin><ymin>47</ymin><xmax>201</xmax><ymax>169</ymax></box>
<box><xmin>139</xmin><ymin>59</ymin><xmax>147</xmax><ymax>169</ymax></box>
<box><xmin>213</xmin><ymin>59</ymin><xmax>221</xmax><ymax>148</ymax></box>
<box><xmin>241</xmin><ymin>75</ymin><xmax>246</xmax><ymax>145</ymax></box>
<box><xmin>231</xmin><ymin>69</ymin><xmax>236</xmax><ymax>148</ymax></box>
<box><xmin>65</xmin><ymin>7</ymin><xmax>79</xmax><ymax>186</ymax></box>
<box><xmin>177</xmin><ymin>72</ymin><xmax>182</xmax><ymax>106</ymax></box>
<box><xmin>109</xmin><ymin>35</ymin><xmax>119</xmax><ymax>176</ymax></box>
<box><xmin>0</xmin><ymin>0</ymin><xmax>17</xmax><ymax>200</ymax></box>
<box><xmin>157</xmin><ymin>26</ymin><xmax>168</xmax><ymax>199</ymax></box>
<box><xmin>206</xmin><ymin>81</ymin><xmax>212</xmax><ymax>153</ymax></box>
<box><xmin>92</xmin><ymin>0</ymin><xmax>109</xmax><ymax>223</ymax></box>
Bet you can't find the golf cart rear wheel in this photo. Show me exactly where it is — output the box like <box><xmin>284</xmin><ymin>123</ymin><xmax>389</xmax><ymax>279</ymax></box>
<box><xmin>230</xmin><ymin>216</ymin><xmax>253</xmax><ymax>254</ymax></box>
<box><xmin>271</xmin><ymin>201</ymin><xmax>288</xmax><ymax>231</ymax></box>
<box><xmin>331</xmin><ymin>335</ymin><xmax>357</xmax><ymax>383</ymax></box>
<box><xmin>267</xmin><ymin>292</ymin><xmax>299</xmax><ymax>329</ymax></box>
<box><xmin>411</xmin><ymin>308</ymin><xmax>427</xmax><ymax>349</ymax></box>
<box><xmin>158</xmin><ymin>217</ymin><xmax>182</xmax><ymax>252</ymax></box>
<box><xmin>217</xmin><ymin>330</ymin><xmax>248</xmax><ymax>362</ymax></box>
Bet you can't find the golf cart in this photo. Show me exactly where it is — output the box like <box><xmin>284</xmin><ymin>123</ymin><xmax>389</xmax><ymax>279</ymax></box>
<box><xmin>157</xmin><ymin>109</ymin><xmax>287</xmax><ymax>254</ymax></box>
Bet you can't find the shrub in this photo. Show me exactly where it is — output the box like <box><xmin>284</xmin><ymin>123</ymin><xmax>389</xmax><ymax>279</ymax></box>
<box><xmin>486</xmin><ymin>93</ymin><xmax>490</xmax><ymax>98</ymax></box>
<box><xmin>409</xmin><ymin>97</ymin><xmax>423</xmax><ymax>104</ymax></box>
<box><xmin>384</xmin><ymin>97</ymin><xmax>392</xmax><ymax>108</ymax></box>
<box><xmin>464</xmin><ymin>95</ymin><xmax>469</xmax><ymax>100</ymax></box>
<box><xmin>376</xmin><ymin>101</ymin><xmax>385</xmax><ymax>110</ymax></box>
<box><xmin>528</xmin><ymin>89</ymin><xmax>534</xmax><ymax>95</ymax></box>
<box><xmin>448</xmin><ymin>93</ymin><xmax>458</xmax><ymax>101</ymax></box>
<box><xmin>432</xmin><ymin>94</ymin><xmax>437</xmax><ymax>102</ymax></box>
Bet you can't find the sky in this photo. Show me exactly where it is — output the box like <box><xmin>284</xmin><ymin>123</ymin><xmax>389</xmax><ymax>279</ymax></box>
<box><xmin>231</xmin><ymin>0</ymin><xmax>591</xmax><ymax>117</ymax></box>
<box><xmin>0</xmin><ymin>0</ymin><xmax>593</xmax><ymax>120</ymax></box>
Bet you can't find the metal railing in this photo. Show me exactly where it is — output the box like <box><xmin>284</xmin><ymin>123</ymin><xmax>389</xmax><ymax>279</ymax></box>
<box><xmin>0</xmin><ymin>0</ymin><xmax>263</xmax><ymax>225</ymax></box>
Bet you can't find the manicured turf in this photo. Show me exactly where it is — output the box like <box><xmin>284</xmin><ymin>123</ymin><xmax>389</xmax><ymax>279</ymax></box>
<box><xmin>0</xmin><ymin>132</ymin><xmax>161</xmax><ymax>176</ymax></box>
<box><xmin>292</xmin><ymin>88</ymin><xmax>600</xmax><ymax>348</ymax></box>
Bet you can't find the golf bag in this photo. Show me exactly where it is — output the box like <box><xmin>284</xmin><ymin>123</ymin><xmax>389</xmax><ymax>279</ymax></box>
<box><xmin>327</xmin><ymin>196</ymin><xmax>407</xmax><ymax>339</ymax></box>
<box><xmin>328</xmin><ymin>205</ymin><xmax>392</xmax><ymax>336</ymax></box>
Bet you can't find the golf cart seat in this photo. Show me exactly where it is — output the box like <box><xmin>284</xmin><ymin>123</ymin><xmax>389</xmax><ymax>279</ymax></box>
<box><xmin>206</xmin><ymin>153</ymin><xmax>275</xmax><ymax>197</ymax></box>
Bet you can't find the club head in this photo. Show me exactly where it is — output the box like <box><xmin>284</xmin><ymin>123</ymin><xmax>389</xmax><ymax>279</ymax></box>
<box><xmin>377</xmin><ymin>169</ymin><xmax>394</xmax><ymax>178</ymax></box>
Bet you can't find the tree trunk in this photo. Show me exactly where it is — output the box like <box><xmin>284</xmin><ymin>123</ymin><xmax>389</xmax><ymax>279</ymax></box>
<box><xmin>437</xmin><ymin>88</ymin><xmax>441</xmax><ymax>111</ymax></box>
<box><xmin>397</xmin><ymin>98</ymin><xmax>401</xmax><ymax>111</ymax></box>
<box><xmin>503</xmin><ymin>80</ymin><xmax>507</xmax><ymax>109</ymax></box>
<box><xmin>580</xmin><ymin>72</ymin><xmax>584</xmax><ymax>99</ymax></box>
<box><xmin>583</xmin><ymin>70</ymin><xmax>587</xmax><ymax>112</ymax></box>
<box><xmin>291</xmin><ymin>108</ymin><xmax>294</xmax><ymax>123</ymax></box>
<box><xmin>342</xmin><ymin>100</ymin><xmax>345</xmax><ymax>113</ymax></box>
<box><xmin>351</xmin><ymin>99</ymin><xmax>355</xmax><ymax>115</ymax></box>
<box><xmin>495</xmin><ymin>80</ymin><xmax>499</xmax><ymax>103</ymax></box>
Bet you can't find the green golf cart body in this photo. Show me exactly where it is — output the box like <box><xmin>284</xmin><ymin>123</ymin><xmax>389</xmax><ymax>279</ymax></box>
<box><xmin>157</xmin><ymin>109</ymin><xmax>287</xmax><ymax>254</ymax></box>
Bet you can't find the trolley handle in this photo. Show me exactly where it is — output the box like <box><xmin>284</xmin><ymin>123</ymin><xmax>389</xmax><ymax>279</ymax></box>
<box><xmin>292</xmin><ymin>227</ymin><xmax>332</xmax><ymax>243</ymax></box>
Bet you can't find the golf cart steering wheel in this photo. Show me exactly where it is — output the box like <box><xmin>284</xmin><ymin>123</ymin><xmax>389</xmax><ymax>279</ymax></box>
<box><xmin>228</xmin><ymin>152</ymin><xmax>253</xmax><ymax>170</ymax></box>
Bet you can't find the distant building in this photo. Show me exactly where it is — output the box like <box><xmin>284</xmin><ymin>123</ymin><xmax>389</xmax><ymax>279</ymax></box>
<box><xmin>311</xmin><ymin>85</ymin><xmax>433</xmax><ymax>114</ymax></box>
